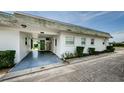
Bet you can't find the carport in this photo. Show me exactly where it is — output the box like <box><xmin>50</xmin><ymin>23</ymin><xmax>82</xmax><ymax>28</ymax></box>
<box><xmin>9</xmin><ymin>51</ymin><xmax>63</xmax><ymax>72</ymax></box>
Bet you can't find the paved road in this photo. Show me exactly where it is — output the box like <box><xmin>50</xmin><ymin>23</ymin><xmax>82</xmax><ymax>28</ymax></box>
<box><xmin>5</xmin><ymin>49</ymin><xmax>124</xmax><ymax>82</ymax></box>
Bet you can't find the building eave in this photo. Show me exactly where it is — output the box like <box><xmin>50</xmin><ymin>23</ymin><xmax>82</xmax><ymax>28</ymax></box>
<box><xmin>0</xmin><ymin>11</ymin><xmax>111</xmax><ymax>38</ymax></box>
<box><xmin>14</xmin><ymin>12</ymin><xmax>111</xmax><ymax>38</ymax></box>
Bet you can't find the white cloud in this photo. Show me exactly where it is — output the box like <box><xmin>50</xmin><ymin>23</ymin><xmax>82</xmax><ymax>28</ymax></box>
<box><xmin>78</xmin><ymin>12</ymin><xmax>110</xmax><ymax>23</ymax></box>
<box><xmin>110</xmin><ymin>31</ymin><xmax>124</xmax><ymax>42</ymax></box>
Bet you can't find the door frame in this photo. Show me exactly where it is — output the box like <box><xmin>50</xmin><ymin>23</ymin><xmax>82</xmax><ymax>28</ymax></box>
<box><xmin>39</xmin><ymin>39</ymin><xmax>45</xmax><ymax>51</ymax></box>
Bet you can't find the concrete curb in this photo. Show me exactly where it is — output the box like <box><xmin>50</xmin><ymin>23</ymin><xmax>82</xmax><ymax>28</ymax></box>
<box><xmin>0</xmin><ymin>63</ymin><xmax>66</xmax><ymax>81</ymax></box>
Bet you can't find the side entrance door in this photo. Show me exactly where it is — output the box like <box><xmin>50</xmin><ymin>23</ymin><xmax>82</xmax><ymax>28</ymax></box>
<box><xmin>40</xmin><ymin>40</ymin><xmax>45</xmax><ymax>50</ymax></box>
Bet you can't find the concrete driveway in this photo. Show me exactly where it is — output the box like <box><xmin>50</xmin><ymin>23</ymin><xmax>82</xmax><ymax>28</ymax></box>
<box><xmin>4</xmin><ymin>48</ymin><xmax>124</xmax><ymax>82</ymax></box>
<box><xmin>9</xmin><ymin>51</ymin><xmax>63</xmax><ymax>72</ymax></box>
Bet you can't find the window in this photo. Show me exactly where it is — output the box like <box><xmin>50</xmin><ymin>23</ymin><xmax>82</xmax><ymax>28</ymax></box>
<box><xmin>65</xmin><ymin>36</ymin><xmax>74</xmax><ymax>45</ymax></box>
<box><xmin>25</xmin><ymin>37</ymin><xmax>27</xmax><ymax>45</ymax></box>
<box><xmin>81</xmin><ymin>38</ymin><xmax>86</xmax><ymax>45</ymax></box>
<box><xmin>91</xmin><ymin>39</ymin><xmax>94</xmax><ymax>45</ymax></box>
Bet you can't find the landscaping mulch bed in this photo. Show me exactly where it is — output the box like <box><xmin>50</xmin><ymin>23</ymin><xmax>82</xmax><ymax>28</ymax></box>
<box><xmin>0</xmin><ymin>68</ymin><xmax>10</xmax><ymax>78</ymax></box>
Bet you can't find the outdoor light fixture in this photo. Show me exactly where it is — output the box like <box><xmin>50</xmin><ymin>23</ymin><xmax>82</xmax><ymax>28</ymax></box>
<box><xmin>40</xmin><ymin>32</ymin><xmax>44</xmax><ymax>34</ymax></box>
<box><xmin>21</xmin><ymin>24</ymin><xmax>27</xmax><ymax>28</ymax></box>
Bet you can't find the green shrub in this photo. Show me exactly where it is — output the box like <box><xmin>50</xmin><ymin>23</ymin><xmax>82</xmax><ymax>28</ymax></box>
<box><xmin>76</xmin><ymin>46</ymin><xmax>84</xmax><ymax>57</ymax></box>
<box><xmin>106</xmin><ymin>46</ymin><xmax>115</xmax><ymax>52</ymax></box>
<box><xmin>94</xmin><ymin>51</ymin><xmax>101</xmax><ymax>55</ymax></box>
<box><xmin>94</xmin><ymin>51</ymin><xmax>106</xmax><ymax>55</ymax></box>
<box><xmin>0</xmin><ymin>50</ymin><xmax>15</xmax><ymax>69</ymax></box>
<box><xmin>88</xmin><ymin>48</ymin><xmax>95</xmax><ymax>55</ymax></box>
<box><xmin>62</xmin><ymin>52</ymin><xmax>77</xmax><ymax>60</ymax></box>
<box><xmin>113</xmin><ymin>43</ymin><xmax>124</xmax><ymax>47</ymax></box>
<box><xmin>34</xmin><ymin>44</ymin><xmax>38</xmax><ymax>48</ymax></box>
<box><xmin>64</xmin><ymin>52</ymin><xmax>71</xmax><ymax>59</ymax></box>
<box><xmin>82</xmin><ymin>53</ymin><xmax>89</xmax><ymax>57</ymax></box>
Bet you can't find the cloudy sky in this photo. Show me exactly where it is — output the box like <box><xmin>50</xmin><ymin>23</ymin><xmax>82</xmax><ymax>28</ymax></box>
<box><xmin>7</xmin><ymin>11</ymin><xmax>124</xmax><ymax>42</ymax></box>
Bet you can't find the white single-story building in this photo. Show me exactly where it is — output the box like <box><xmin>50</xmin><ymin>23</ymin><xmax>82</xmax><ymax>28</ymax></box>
<box><xmin>0</xmin><ymin>12</ymin><xmax>112</xmax><ymax>63</ymax></box>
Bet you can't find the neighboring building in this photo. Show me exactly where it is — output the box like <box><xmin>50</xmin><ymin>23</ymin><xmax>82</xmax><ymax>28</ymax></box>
<box><xmin>0</xmin><ymin>12</ymin><xmax>112</xmax><ymax>63</ymax></box>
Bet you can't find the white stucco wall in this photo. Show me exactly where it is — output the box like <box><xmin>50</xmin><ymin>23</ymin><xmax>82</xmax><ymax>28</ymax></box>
<box><xmin>51</xmin><ymin>37</ymin><xmax>57</xmax><ymax>54</ymax></box>
<box><xmin>59</xmin><ymin>32</ymin><xmax>108</xmax><ymax>58</ymax></box>
<box><xmin>0</xmin><ymin>27</ymin><xmax>20</xmax><ymax>63</ymax></box>
<box><xmin>19</xmin><ymin>31</ymin><xmax>32</xmax><ymax>61</ymax></box>
<box><xmin>0</xmin><ymin>26</ymin><xmax>109</xmax><ymax>63</ymax></box>
<box><xmin>0</xmin><ymin>27</ymin><xmax>32</xmax><ymax>63</ymax></box>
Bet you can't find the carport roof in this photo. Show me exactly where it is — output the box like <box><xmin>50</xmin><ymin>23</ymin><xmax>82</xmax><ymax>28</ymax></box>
<box><xmin>0</xmin><ymin>12</ymin><xmax>112</xmax><ymax>38</ymax></box>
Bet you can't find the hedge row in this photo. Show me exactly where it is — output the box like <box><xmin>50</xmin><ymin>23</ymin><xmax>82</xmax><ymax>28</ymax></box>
<box><xmin>0</xmin><ymin>50</ymin><xmax>15</xmax><ymax>69</ymax></box>
<box><xmin>62</xmin><ymin>46</ymin><xmax>115</xmax><ymax>60</ymax></box>
<box><xmin>113</xmin><ymin>43</ymin><xmax>124</xmax><ymax>47</ymax></box>
<box><xmin>106</xmin><ymin>46</ymin><xmax>115</xmax><ymax>52</ymax></box>
<box><xmin>88</xmin><ymin>48</ymin><xmax>95</xmax><ymax>55</ymax></box>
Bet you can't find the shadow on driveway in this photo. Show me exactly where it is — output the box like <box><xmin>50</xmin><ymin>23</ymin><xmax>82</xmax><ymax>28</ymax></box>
<box><xmin>9</xmin><ymin>51</ymin><xmax>63</xmax><ymax>72</ymax></box>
